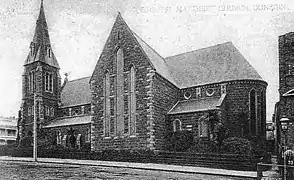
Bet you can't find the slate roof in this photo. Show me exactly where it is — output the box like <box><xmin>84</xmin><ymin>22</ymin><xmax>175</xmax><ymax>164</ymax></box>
<box><xmin>61</xmin><ymin>77</ymin><xmax>91</xmax><ymax>107</ymax></box>
<box><xmin>43</xmin><ymin>115</ymin><xmax>91</xmax><ymax>128</ymax></box>
<box><xmin>132</xmin><ymin>32</ymin><xmax>177</xmax><ymax>85</ymax></box>
<box><xmin>24</xmin><ymin>0</ymin><xmax>60</xmax><ymax>68</ymax></box>
<box><xmin>168</xmin><ymin>94</ymin><xmax>226</xmax><ymax>115</ymax></box>
<box><xmin>165</xmin><ymin>42</ymin><xmax>263</xmax><ymax>88</ymax></box>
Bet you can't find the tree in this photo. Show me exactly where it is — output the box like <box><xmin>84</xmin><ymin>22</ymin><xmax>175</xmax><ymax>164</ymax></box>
<box><xmin>214</xmin><ymin>122</ymin><xmax>229</xmax><ymax>152</ymax></box>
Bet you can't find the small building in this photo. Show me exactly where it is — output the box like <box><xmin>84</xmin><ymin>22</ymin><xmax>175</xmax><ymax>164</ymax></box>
<box><xmin>0</xmin><ymin>117</ymin><xmax>18</xmax><ymax>145</ymax></box>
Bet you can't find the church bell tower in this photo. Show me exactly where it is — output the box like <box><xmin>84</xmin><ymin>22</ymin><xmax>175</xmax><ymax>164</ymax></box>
<box><xmin>20</xmin><ymin>0</ymin><xmax>61</xmax><ymax>138</ymax></box>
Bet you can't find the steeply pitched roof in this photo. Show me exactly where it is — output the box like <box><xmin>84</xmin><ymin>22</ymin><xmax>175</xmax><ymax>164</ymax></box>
<box><xmin>61</xmin><ymin>77</ymin><xmax>91</xmax><ymax>107</ymax></box>
<box><xmin>33</xmin><ymin>0</ymin><xmax>50</xmax><ymax>45</ymax></box>
<box><xmin>165</xmin><ymin>42</ymin><xmax>263</xmax><ymax>88</ymax></box>
<box><xmin>43</xmin><ymin>115</ymin><xmax>91</xmax><ymax>128</ymax></box>
<box><xmin>168</xmin><ymin>94</ymin><xmax>226</xmax><ymax>115</ymax></box>
<box><xmin>24</xmin><ymin>0</ymin><xmax>59</xmax><ymax>68</ymax></box>
<box><xmin>132</xmin><ymin>32</ymin><xmax>177</xmax><ymax>85</ymax></box>
<box><xmin>91</xmin><ymin>13</ymin><xmax>177</xmax><ymax>86</ymax></box>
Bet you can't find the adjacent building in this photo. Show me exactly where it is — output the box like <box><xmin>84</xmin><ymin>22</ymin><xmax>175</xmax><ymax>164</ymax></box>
<box><xmin>19</xmin><ymin>1</ymin><xmax>267</xmax><ymax>152</ymax></box>
<box><xmin>0</xmin><ymin>117</ymin><xmax>18</xmax><ymax>145</ymax></box>
<box><xmin>275</xmin><ymin>32</ymin><xmax>294</xmax><ymax>151</ymax></box>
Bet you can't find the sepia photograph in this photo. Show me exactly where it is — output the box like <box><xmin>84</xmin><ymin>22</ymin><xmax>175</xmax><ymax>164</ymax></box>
<box><xmin>0</xmin><ymin>0</ymin><xmax>294</xmax><ymax>179</ymax></box>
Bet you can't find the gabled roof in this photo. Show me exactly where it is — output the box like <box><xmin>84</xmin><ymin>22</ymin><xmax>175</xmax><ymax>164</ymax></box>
<box><xmin>132</xmin><ymin>32</ymin><xmax>177</xmax><ymax>85</ymax></box>
<box><xmin>168</xmin><ymin>94</ymin><xmax>226</xmax><ymax>115</ymax></box>
<box><xmin>91</xmin><ymin>13</ymin><xmax>177</xmax><ymax>86</ymax></box>
<box><xmin>43</xmin><ymin>115</ymin><xmax>91</xmax><ymax>128</ymax></box>
<box><xmin>24</xmin><ymin>0</ymin><xmax>60</xmax><ymax>68</ymax></box>
<box><xmin>61</xmin><ymin>77</ymin><xmax>91</xmax><ymax>107</ymax></box>
<box><xmin>165</xmin><ymin>42</ymin><xmax>263</xmax><ymax>88</ymax></box>
<box><xmin>92</xmin><ymin>13</ymin><xmax>264</xmax><ymax>89</ymax></box>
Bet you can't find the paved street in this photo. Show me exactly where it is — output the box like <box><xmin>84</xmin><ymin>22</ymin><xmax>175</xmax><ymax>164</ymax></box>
<box><xmin>0</xmin><ymin>161</ymin><xmax>254</xmax><ymax>180</ymax></box>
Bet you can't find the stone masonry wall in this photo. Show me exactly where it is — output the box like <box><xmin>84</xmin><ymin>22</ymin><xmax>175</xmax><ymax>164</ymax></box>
<box><xmin>278</xmin><ymin>32</ymin><xmax>294</xmax><ymax>149</ymax></box>
<box><xmin>225</xmin><ymin>80</ymin><xmax>267</xmax><ymax>140</ymax></box>
<box><xmin>44</xmin><ymin>123</ymin><xmax>91</xmax><ymax>150</ymax></box>
<box><xmin>90</xmin><ymin>16</ymin><xmax>154</xmax><ymax>151</ymax></box>
<box><xmin>152</xmin><ymin>73</ymin><xmax>179</xmax><ymax>151</ymax></box>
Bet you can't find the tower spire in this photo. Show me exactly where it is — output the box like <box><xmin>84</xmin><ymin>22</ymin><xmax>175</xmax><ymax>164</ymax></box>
<box><xmin>24</xmin><ymin>0</ymin><xmax>59</xmax><ymax>68</ymax></box>
<box><xmin>33</xmin><ymin>0</ymin><xmax>50</xmax><ymax>45</ymax></box>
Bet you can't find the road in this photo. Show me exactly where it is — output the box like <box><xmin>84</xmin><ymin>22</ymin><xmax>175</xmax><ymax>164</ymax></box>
<box><xmin>0</xmin><ymin>161</ymin><xmax>254</xmax><ymax>180</ymax></box>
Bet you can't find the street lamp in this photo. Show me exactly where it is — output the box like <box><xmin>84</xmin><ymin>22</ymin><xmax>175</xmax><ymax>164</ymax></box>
<box><xmin>280</xmin><ymin>117</ymin><xmax>290</xmax><ymax>180</ymax></box>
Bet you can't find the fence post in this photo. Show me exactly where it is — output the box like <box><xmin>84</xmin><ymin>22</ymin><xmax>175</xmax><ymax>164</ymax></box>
<box><xmin>257</xmin><ymin>163</ymin><xmax>263</xmax><ymax>180</ymax></box>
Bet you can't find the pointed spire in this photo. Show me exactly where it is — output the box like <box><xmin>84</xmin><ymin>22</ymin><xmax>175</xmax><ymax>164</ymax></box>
<box><xmin>24</xmin><ymin>0</ymin><xmax>59</xmax><ymax>68</ymax></box>
<box><xmin>33</xmin><ymin>0</ymin><xmax>50</xmax><ymax>45</ymax></box>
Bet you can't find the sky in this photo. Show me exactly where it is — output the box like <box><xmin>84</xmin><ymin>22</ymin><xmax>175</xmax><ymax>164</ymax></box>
<box><xmin>0</xmin><ymin>0</ymin><xmax>294</xmax><ymax>121</ymax></box>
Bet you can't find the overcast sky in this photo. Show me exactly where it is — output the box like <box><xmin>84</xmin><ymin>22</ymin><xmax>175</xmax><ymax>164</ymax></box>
<box><xmin>0</xmin><ymin>0</ymin><xmax>294</xmax><ymax>121</ymax></box>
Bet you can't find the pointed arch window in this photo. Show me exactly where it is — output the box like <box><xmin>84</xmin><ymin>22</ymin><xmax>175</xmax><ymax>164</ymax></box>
<box><xmin>173</xmin><ymin>119</ymin><xmax>182</xmax><ymax>132</ymax></box>
<box><xmin>129</xmin><ymin>66</ymin><xmax>136</xmax><ymax>135</ymax></box>
<box><xmin>116</xmin><ymin>48</ymin><xmax>124</xmax><ymax>136</ymax></box>
<box><xmin>249</xmin><ymin>89</ymin><xmax>257</xmax><ymax>136</ymax></box>
<box><xmin>260</xmin><ymin>90</ymin><xmax>266</xmax><ymax>136</ymax></box>
<box><xmin>28</xmin><ymin>71</ymin><xmax>36</xmax><ymax>92</ymax></box>
<box><xmin>198</xmin><ymin>115</ymin><xmax>208</xmax><ymax>137</ymax></box>
<box><xmin>103</xmin><ymin>71</ymin><xmax>110</xmax><ymax>137</ymax></box>
<box><xmin>45</xmin><ymin>72</ymin><xmax>53</xmax><ymax>92</ymax></box>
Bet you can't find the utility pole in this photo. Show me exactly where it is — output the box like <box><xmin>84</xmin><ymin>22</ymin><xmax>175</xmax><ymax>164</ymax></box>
<box><xmin>33</xmin><ymin>93</ymin><xmax>37</xmax><ymax>162</ymax></box>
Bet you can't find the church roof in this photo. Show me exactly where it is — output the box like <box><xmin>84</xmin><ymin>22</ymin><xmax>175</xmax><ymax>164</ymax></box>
<box><xmin>61</xmin><ymin>77</ymin><xmax>91</xmax><ymax>107</ymax></box>
<box><xmin>132</xmin><ymin>32</ymin><xmax>177</xmax><ymax>85</ymax></box>
<box><xmin>168</xmin><ymin>94</ymin><xmax>226</xmax><ymax>115</ymax></box>
<box><xmin>43</xmin><ymin>115</ymin><xmax>91</xmax><ymax>128</ymax></box>
<box><xmin>24</xmin><ymin>0</ymin><xmax>60</xmax><ymax>68</ymax></box>
<box><xmin>165</xmin><ymin>42</ymin><xmax>263</xmax><ymax>88</ymax></box>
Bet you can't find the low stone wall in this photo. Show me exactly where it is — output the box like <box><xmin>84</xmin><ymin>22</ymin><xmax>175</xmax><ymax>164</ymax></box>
<box><xmin>7</xmin><ymin>147</ymin><xmax>260</xmax><ymax>171</ymax></box>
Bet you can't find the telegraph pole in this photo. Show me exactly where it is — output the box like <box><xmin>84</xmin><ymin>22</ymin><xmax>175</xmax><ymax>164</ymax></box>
<box><xmin>33</xmin><ymin>93</ymin><xmax>37</xmax><ymax>162</ymax></box>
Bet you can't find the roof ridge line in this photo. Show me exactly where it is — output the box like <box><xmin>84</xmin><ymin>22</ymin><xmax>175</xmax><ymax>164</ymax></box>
<box><xmin>131</xmin><ymin>31</ymin><xmax>167</xmax><ymax>62</ymax></box>
<box><xmin>68</xmin><ymin>76</ymin><xmax>91</xmax><ymax>82</ymax></box>
<box><xmin>165</xmin><ymin>41</ymin><xmax>232</xmax><ymax>60</ymax></box>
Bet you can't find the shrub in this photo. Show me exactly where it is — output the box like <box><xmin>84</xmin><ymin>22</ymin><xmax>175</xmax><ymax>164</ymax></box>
<box><xmin>0</xmin><ymin>145</ymin><xmax>8</xmax><ymax>156</ymax></box>
<box><xmin>166</xmin><ymin>130</ymin><xmax>193</xmax><ymax>152</ymax></box>
<box><xmin>188</xmin><ymin>138</ymin><xmax>218</xmax><ymax>153</ymax></box>
<box><xmin>222</xmin><ymin>137</ymin><xmax>252</xmax><ymax>155</ymax></box>
<box><xmin>18</xmin><ymin>136</ymin><xmax>33</xmax><ymax>148</ymax></box>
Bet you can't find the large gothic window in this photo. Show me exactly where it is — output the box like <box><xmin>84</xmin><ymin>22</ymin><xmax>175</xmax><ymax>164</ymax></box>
<box><xmin>260</xmin><ymin>90</ymin><xmax>266</xmax><ymax>137</ymax></box>
<box><xmin>116</xmin><ymin>48</ymin><xmax>124</xmax><ymax>136</ymax></box>
<box><xmin>129</xmin><ymin>66</ymin><xmax>136</xmax><ymax>135</ymax></box>
<box><xmin>103</xmin><ymin>71</ymin><xmax>110</xmax><ymax>137</ymax></box>
<box><xmin>249</xmin><ymin>89</ymin><xmax>257</xmax><ymax>136</ymax></box>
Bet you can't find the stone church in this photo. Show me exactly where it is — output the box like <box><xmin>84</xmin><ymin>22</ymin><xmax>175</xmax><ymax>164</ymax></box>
<box><xmin>19</xmin><ymin>1</ymin><xmax>267</xmax><ymax>151</ymax></box>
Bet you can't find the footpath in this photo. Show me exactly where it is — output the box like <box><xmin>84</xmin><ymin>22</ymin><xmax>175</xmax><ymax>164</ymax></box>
<box><xmin>0</xmin><ymin>156</ymin><xmax>270</xmax><ymax>179</ymax></box>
